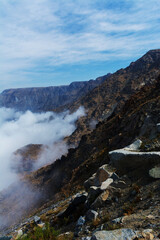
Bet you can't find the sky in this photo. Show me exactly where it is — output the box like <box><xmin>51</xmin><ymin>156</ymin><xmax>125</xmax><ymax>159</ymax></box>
<box><xmin>0</xmin><ymin>0</ymin><xmax>160</xmax><ymax>92</ymax></box>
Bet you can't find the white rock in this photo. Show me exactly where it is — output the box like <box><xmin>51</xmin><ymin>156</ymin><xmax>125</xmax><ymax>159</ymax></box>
<box><xmin>149</xmin><ymin>165</ymin><xmax>160</xmax><ymax>178</ymax></box>
<box><xmin>112</xmin><ymin>216</ymin><xmax>124</xmax><ymax>224</ymax></box>
<box><xmin>91</xmin><ymin>229</ymin><xmax>137</xmax><ymax>240</ymax></box>
<box><xmin>100</xmin><ymin>178</ymin><xmax>113</xmax><ymax>191</ymax></box>
<box><xmin>16</xmin><ymin>229</ymin><xmax>23</xmax><ymax>239</ymax></box>
<box><xmin>34</xmin><ymin>215</ymin><xmax>41</xmax><ymax>223</ymax></box>
<box><xmin>124</xmin><ymin>139</ymin><xmax>142</xmax><ymax>151</ymax></box>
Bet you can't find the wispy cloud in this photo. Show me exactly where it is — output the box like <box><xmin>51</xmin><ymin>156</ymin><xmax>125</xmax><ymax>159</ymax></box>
<box><xmin>0</xmin><ymin>0</ymin><xmax>160</xmax><ymax>90</ymax></box>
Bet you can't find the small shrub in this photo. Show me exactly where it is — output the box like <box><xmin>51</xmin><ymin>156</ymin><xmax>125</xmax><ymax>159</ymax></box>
<box><xmin>147</xmin><ymin>190</ymin><xmax>154</xmax><ymax>198</ymax></box>
<box><xmin>100</xmin><ymin>214</ymin><xmax>111</xmax><ymax>224</ymax></box>
<box><xmin>104</xmin><ymin>222</ymin><xmax>121</xmax><ymax>230</ymax></box>
<box><xmin>19</xmin><ymin>223</ymin><xmax>60</xmax><ymax>240</ymax></box>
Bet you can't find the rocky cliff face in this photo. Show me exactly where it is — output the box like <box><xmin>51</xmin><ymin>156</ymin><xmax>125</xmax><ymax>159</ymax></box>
<box><xmin>0</xmin><ymin>75</ymin><xmax>109</xmax><ymax>112</ymax></box>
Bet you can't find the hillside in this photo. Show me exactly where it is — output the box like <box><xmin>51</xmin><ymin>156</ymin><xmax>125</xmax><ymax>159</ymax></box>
<box><xmin>0</xmin><ymin>75</ymin><xmax>109</xmax><ymax>112</ymax></box>
<box><xmin>25</xmin><ymin>74</ymin><xmax>160</xmax><ymax>197</ymax></box>
<box><xmin>1</xmin><ymin>74</ymin><xmax>160</xmax><ymax>238</ymax></box>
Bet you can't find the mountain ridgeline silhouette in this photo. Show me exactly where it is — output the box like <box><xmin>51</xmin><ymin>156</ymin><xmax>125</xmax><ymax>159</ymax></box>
<box><xmin>0</xmin><ymin>75</ymin><xmax>110</xmax><ymax>112</ymax></box>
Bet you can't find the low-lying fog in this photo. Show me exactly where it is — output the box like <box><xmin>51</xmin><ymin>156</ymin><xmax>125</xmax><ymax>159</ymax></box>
<box><xmin>0</xmin><ymin>107</ymin><xmax>85</xmax><ymax>191</ymax></box>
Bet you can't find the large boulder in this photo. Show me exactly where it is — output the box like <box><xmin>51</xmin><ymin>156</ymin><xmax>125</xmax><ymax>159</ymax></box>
<box><xmin>58</xmin><ymin>193</ymin><xmax>87</xmax><ymax>218</ymax></box>
<box><xmin>109</xmin><ymin>140</ymin><xmax>160</xmax><ymax>173</ymax></box>
<box><xmin>91</xmin><ymin>228</ymin><xmax>155</xmax><ymax>240</ymax></box>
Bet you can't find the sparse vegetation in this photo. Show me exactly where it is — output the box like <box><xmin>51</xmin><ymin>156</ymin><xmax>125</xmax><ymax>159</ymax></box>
<box><xmin>18</xmin><ymin>223</ymin><xmax>60</xmax><ymax>240</ymax></box>
<box><xmin>104</xmin><ymin>222</ymin><xmax>121</xmax><ymax>231</ymax></box>
<box><xmin>122</xmin><ymin>202</ymin><xmax>135</xmax><ymax>216</ymax></box>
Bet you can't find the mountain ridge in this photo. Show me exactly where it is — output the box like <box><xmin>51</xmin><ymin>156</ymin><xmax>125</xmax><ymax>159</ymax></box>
<box><xmin>64</xmin><ymin>49</ymin><xmax>160</xmax><ymax>145</ymax></box>
<box><xmin>0</xmin><ymin>75</ymin><xmax>110</xmax><ymax>112</ymax></box>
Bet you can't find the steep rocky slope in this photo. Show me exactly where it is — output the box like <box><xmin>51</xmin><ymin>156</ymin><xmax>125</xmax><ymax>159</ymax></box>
<box><xmin>70</xmin><ymin>49</ymin><xmax>160</xmax><ymax>117</ymax></box>
<box><xmin>66</xmin><ymin>49</ymin><xmax>160</xmax><ymax>145</ymax></box>
<box><xmin>27</xmin><ymin>75</ymin><xmax>160</xmax><ymax>195</ymax></box>
<box><xmin>0</xmin><ymin>75</ymin><xmax>109</xmax><ymax>112</ymax></box>
<box><xmin>1</xmin><ymin>74</ymin><xmax>160</xmax><ymax>237</ymax></box>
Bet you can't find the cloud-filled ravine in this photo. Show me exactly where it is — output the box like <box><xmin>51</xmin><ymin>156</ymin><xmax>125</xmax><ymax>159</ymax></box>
<box><xmin>0</xmin><ymin>106</ymin><xmax>85</xmax><ymax>191</ymax></box>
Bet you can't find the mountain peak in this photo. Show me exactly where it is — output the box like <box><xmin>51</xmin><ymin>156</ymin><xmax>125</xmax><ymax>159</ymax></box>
<box><xmin>127</xmin><ymin>48</ymin><xmax>160</xmax><ymax>72</ymax></box>
<box><xmin>147</xmin><ymin>49</ymin><xmax>160</xmax><ymax>53</ymax></box>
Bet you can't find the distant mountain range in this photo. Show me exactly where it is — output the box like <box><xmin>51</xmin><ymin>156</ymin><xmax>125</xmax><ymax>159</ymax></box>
<box><xmin>1</xmin><ymin>50</ymin><xmax>160</xmax><ymax>146</ymax></box>
<box><xmin>0</xmin><ymin>75</ymin><xmax>109</xmax><ymax>112</ymax></box>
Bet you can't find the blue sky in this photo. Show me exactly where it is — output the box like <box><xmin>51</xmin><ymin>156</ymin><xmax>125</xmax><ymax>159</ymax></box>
<box><xmin>0</xmin><ymin>0</ymin><xmax>160</xmax><ymax>92</ymax></box>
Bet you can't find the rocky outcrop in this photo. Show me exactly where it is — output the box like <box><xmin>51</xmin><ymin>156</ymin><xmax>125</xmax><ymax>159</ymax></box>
<box><xmin>83</xmin><ymin>164</ymin><xmax>128</xmax><ymax>210</ymax></box>
<box><xmin>109</xmin><ymin>140</ymin><xmax>160</xmax><ymax>174</ymax></box>
<box><xmin>91</xmin><ymin>229</ymin><xmax>155</xmax><ymax>240</ymax></box>
<box><xmin>91</xmin><ymin>229</ymin><xmax>137</xmax><ymax>240</ymax></box>
<box><xmin>84</xmin><ymin>165</ymin><xmax>117</xmax><ymax>206</ymax></box>
<box><xmin>57</xmin><ymin>192</ymin><xmax>87</xmax><ymax>219</ymax></box>
<box><xmin>84</xmin><ymin>164</ymin><xmax>114</xmax><ymax>191</ymax></box>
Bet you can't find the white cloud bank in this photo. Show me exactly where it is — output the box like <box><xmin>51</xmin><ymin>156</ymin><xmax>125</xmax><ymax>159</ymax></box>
<box><xmin>0</xmin><ymin>107</ymin><xmax>85</xmax><ymax>191</ymax></box>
